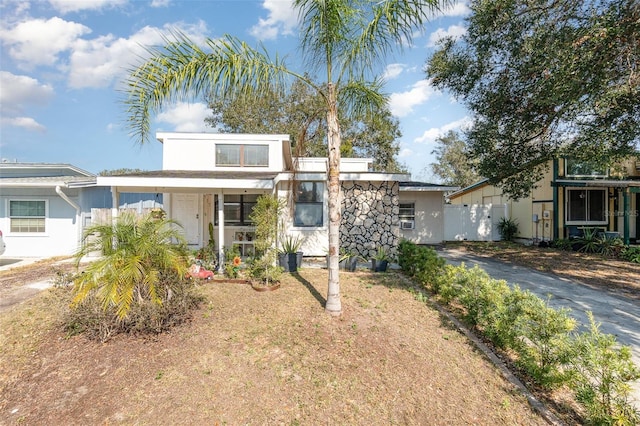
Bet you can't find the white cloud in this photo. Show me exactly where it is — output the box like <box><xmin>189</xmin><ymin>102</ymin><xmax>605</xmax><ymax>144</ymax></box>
<box><xmin>437</xmin><ymin>1</ymin><xmax>471</xmax><ymax>18</ymax></box>
<box><xmin>151</xmin><ymin>0</ymin><xmax>171</xmax><ymax>7</ymax></box>
<box><xmin>427</xmin><ymin>24</ymin><xmax>467</xmax><ymax>47</ymax></box>
<box><xmin>383</xmin><ymin>63</ymin><xmax>405</xmax><ymax>81</ymax></box>
<box><xmin>250</xmin><ymin>0</ymin><xmax>297</xmax><ymax>40</ymax></box>
<box><xmin>398</xmin><ymin>147</ymin><xmax>414</xmax><ymax>158</ymax></box>
<box><xmin>0</xmin><ymin>17</ymin><xmax>91</xmax><ymax>68</ymax></box>
<box><xmin>414</xmin><ymin>116</ymin><xmax>473</xmax><ymax>144</ymax></box>
<box><xmin>48</xmin><ymin>0</ymin><xmax>127</xmax><ymax>14</ymax></box>
<box><xmin>67</xmin><ymin>22</ymin><xmax>208</xmax><ymax>89</ymax></box>
<box><xmin>0</xmin><ymin>72</ymin><xmax>54</xmax><ymax>118</ymax></box>
<box><xmin>1</xmin><ymin>116</ymin><xmax>46</xmax><ymax>132</ymax></box>
<box><xmin>389</xmin><ymin>80</ymin><xmax>438</xmax><ymax>117</ymax></box>
<box><xmin>156</xmin><ymin>102</ymin><xmax>210</xmax><ymax>132</ymax></box>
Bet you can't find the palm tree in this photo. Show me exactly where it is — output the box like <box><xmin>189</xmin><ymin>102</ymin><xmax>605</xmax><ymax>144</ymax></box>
<box><xmin>73</xmin><ymin>211</ymin><xmax>190</xmax><ymax>319</ymax></box>
<box><xmin>123</xmin><ymin>0</ymin><xmax>446</xmax><ymax>316</ymax></box>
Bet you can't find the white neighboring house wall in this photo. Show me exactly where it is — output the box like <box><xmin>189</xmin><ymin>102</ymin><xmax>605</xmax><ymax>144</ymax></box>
<box><xmin>0</xmin><ymin>163</ymin><xmax>98</xmax><ymax>258</ymax></box>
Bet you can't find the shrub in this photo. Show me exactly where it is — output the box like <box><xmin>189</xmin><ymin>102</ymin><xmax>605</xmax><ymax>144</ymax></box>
<box><xmin>397</xmin><ymin>240</ymin><xmax>445</xmax><ymax>287</ymax></box>
<box><xmin>497</xmin><ymin>217</ymin><xmax>519</xmax><ymax>241</ymax></box>
<box><xmin>568</xmin><ymin>312</ymin><xmax>640</xmax><ymax>425</ymax></box>
<box><xmin>432</xmin><ymin>263</ymin><xmax>463</xmax><ymax>304</ymax></box>
<box><xmin>72</xmin><ymin>211</ymin><xmax>191</xmax><ymax>319</ymax></box>
<box><xmin>65</xmin><ymin>272</ymin><xmax>203</xmax><ymax>342</ymax></box>
<box><xmin>550</xmin><ymin>238</ymin><xmax>574</xmax><ymax>251</ymax></box>
<box><xmin>507</xmin><ymin>295</ymin><xmax>576</xmax><ymax>388</ymax></box>
<box><xmin>453</xmin><ymin>265</ymin><xmax>510</xmax><ymax>329</ymax></box>
<box><xmin>621</xmin><ymin>246</ymin><xmax>640</xmax><ymax>264</ymax></box>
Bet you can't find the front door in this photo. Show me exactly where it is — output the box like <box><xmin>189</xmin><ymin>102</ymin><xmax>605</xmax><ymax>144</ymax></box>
<box><xmin>173</xmin><ymin>193</ymin><xmax>200</xmax><ymax>245</ymax></box>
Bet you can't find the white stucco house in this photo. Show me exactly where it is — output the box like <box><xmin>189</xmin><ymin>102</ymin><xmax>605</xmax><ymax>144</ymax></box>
<box><xmin>98</xmin><ymin>132</ymin><xmax>457</xmax><ymax>263</ymax></box>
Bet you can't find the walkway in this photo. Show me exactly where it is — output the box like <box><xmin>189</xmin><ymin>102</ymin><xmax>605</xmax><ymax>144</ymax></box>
<box><xmin>438</xmin><ymin>248</ymin><xmax>640</xmax><ymax>408</ymax></box>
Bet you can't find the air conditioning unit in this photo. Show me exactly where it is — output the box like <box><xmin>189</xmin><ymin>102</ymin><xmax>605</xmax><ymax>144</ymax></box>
<box><xmin>400</xmin><ymin>220</ymin><xmax>415</xmax><ymax>230</ymax></box>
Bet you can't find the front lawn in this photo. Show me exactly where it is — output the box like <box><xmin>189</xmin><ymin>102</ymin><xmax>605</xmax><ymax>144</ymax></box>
<box><xmin>0</xmin><ymin>269</ymin><xmax>547</xmax><ymax>425</ymax></box>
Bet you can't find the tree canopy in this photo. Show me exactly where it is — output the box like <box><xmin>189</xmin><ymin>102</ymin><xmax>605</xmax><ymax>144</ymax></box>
<box><xmin>206</xmin><ymin>79</ymin><xmax>405</xmax><ymax>172</ymax></box>
<box><xmin>426</xmin><ymin>0</ymin><xmax>640</xmax><ymax>199</ymax></box>
<box><xmin>429</xmin><ymin>130</ymin><xmax>480</xmax><ymax>188</ymax></box>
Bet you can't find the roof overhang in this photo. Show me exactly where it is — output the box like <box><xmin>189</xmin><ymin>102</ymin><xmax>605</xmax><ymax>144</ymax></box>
<box><xmin>0</xmin><ymin>176</ymin><xmax>97</xmax><ymax>188</ymax></box>
<box><xmin>399</xmin><ymin>182</ymin><xmax>459</xmax><ymax>192</ymax></box>
<box><xmin>553</xmin><ymin>179</ymin><xmax>640</xmax><ymax>188</ymax></box>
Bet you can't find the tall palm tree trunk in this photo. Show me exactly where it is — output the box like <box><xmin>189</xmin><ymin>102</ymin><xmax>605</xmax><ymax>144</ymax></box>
<box><xmin>325</xmin><ymin>83</ymin><xmax>341</xmax><ymax>315</ymax></box>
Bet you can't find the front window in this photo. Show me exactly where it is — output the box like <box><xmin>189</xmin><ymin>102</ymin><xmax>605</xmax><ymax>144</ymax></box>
<box><xmin>566</xmin><ymin>189</ymin><xmax>606</xmax><ymax>223</ymax></box>
<box><xmin>294</xmin><ymin>182</ymin><xmax>324</xmax><ymax>227</ymax></box>
<box><xmin>10</xmin><ymin>200</ymin><xmax>46</xmax><ymax>233</ymax></box>
<box><xmin>565</xmin><ymin>158</ymin><xmax>607</xmax><ymax>178</ymax></box>
<box><xmin>215</xmin><ymin>144</ymin><xmax>268</xmax><ymax>167</ymax></box>
<box><xmin>215</xmin><ymin>194</ymin><xmax>258</xmax><ymax>226</ymax></box>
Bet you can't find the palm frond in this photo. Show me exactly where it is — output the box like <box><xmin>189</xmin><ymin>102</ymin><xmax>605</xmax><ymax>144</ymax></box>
<box><xmin>123</xmin><ymin>32</ymin><xmax>298</xmax><ymax>145</ymax></box>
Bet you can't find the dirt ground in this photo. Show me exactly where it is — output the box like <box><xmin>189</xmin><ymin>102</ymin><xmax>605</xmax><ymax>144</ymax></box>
<box><xmin>2</xmin><ymin>244</ymin><xmax>636</xmax><ymax>425</ymax></box>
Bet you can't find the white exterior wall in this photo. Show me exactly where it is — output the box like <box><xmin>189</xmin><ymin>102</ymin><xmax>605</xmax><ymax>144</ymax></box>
<box><xmin>159</xmin><ymin>133</ymin><xmax>287</xmax><ymax>172</ymax></box>
<box><xmin>276</xmin><ymin>181</ymin><xmax>328</xmax><ymax>257</ymax></box>
<box><xmin>399</xmin><ymin>191</ymin><xmax>446</xmax><ymax>244</ymax></box>
<box><xmin>1</xmin><ymin>194</ymin><xmax>80</xmax><ymax>257</ymax></box>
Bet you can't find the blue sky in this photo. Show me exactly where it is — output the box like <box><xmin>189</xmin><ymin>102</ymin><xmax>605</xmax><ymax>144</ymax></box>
<box><xmin>0</xmin><ymin>0</ymin><xmax>471</xmax><ymax>181</ymax></box>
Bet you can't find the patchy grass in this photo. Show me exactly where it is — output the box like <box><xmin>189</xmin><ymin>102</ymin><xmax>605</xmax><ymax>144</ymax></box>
<box><xmin>0</xmin><ymin>269</ymin><xmax>548</xmax><ymax>425</ymax></box>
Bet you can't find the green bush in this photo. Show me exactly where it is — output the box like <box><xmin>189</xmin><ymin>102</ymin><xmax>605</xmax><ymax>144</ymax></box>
<box><xmin>403</xmin><ymin>244</ymin><xmax>640</xmax><ymax>417</ymax></box>
<box><xmin>568</xmin><ymin>312</ymin><xmax>640</xmax><ymax>425</ymax></box>
<box><xmin>397</xmin><ymin>240</ymin><xmax>445</xmax><ymax>287</ymax></box>
<box><xmin>497</xmin><ymin>217</ymin><xmax>519</xmax><ymax>241</ymax></box>
<box><xmin>621</xmin><ymin>246</ymin><xmax>640</xmax><ymax>264</ymax></box>
<box><xmin>431</xmin><ymin>263</ymin><xmax>462</xmax><ymax>304</ymax></box>
<box><xmin>507</xmin><ymin>295</ymin><xmax>576</xmax><ymax>388</ymax></box>
<box><xmin>453</xmin><ymin>265</ymin><xmax>510</xmax><ymax>329</ymax></box>
<box><xmin>551</xmin><ymin>238</ymin><xmax>574</xmax><ymax>251</ymax></box>
<box><xmin>73</xmin><ymin>211</ymin><xmax>191</xmax><ymax>319</ymax></box>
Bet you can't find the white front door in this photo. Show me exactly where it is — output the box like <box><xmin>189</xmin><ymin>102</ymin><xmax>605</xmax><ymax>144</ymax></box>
<box><xmin>173</xmin><ymin>194</ymin><xmax>200</xmax><ymax>245</ymax></box>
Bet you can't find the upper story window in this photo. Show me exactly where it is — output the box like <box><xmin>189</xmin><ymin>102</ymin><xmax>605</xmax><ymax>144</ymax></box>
<box><xmin>9</xmin><ymin>200</ymin><xmax>46</xmax><ymax>233</ymax></box>
<box><xmin>565</xmin><ymin>158</ymin><xmax>607</xmax><ymax>178</ymax></box>
<box><xmin>215</xmin><ymin>144</ymin><xmax>269</xmax><ymax>167</ymax></box>
<box><xmin>294</xmin><ymin>182</ymin><xmax>324</xmax><ymax>227</ymax></box>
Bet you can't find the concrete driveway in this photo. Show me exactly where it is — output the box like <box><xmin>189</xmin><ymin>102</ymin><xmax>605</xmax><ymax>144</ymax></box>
<box><xmin>438</xmin><ymin>247</ymin><xmax>640</xmax><ymax>408</ymax></box>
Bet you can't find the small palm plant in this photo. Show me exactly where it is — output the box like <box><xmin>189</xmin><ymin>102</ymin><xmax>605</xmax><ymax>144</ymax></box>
<box><xmin>73</xmin><ymin>211</ymin><xmax>191</xmax><ymax>319</ymax></box>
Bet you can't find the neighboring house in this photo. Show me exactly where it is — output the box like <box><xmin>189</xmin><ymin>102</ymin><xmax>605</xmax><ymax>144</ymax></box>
<box><xmin>0</xmin><ymin>163</ymin><xmax>97</xmax><ymax>257</ymax></box>
<box><xmin>0</xmin><ymin>163</ymin><xmax>163</xmax><ymax>257</ymax></box>
<box><xmin>448</xmin><ymin>157</ymin><xmax>640</xmax><ymax>245</ymax></box>
<box><xmin>98</xmin><ymin>132</ymin><xmax>457</xmax><ymax>264</ymax></box>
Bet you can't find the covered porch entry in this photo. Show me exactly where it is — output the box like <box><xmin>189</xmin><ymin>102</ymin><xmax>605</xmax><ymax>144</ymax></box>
<box><xmin>98</xmin><ymin>171</ymin><xmax>278</xmax><ymax>271</ymax></box>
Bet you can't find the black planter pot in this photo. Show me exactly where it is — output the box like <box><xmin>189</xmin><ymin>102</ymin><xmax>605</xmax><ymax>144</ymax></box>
<box><xmin>371</xmin><ymin>259</ymin><xmax>388</xmax><ymax>272</ymax></box>
<box><xmin>278</xmin><ymin>252</ymin><xmax>301</xmax><ymax>272</ymax></box>
<box><xmin>339</xmin><ymin>257</ymin><xmax>358</xmax><ymax>272</ymax></box>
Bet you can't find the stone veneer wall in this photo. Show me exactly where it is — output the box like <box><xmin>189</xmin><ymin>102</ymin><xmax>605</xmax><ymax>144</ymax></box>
<box><xmin>340</xmin><ymin>181</ymin><xmax>400</xmax><ymax>259</ymax></box>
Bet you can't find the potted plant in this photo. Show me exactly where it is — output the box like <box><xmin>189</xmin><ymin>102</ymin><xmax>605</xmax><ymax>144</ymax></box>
<box><xmin>339</xmin><ymin>249</ymin><xmax>361</xmax><ymax>272</ymax></box>
<box><xmin>278</xmin><ymin>234</ymin><xmax>304</xmax><ymax>272</ymax></box>
<box><xmin>371</xmin><ymin>247</ymin><xmax>390</xmax><ymax>272</ymax></box>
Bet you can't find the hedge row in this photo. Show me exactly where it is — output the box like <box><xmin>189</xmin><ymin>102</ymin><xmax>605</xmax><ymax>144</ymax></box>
<box><xmin>398</xmin><ymin>240</ymin><xmax>640</xmax><ymax>425</ymax></box>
